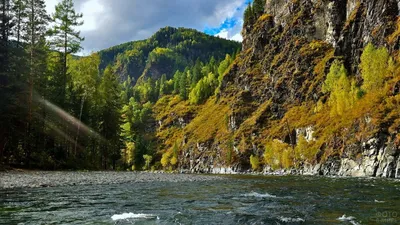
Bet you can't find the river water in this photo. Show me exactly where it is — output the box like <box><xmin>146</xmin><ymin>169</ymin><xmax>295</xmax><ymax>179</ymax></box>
<box><xmin>0</xmin><ymin>175</ymin><xmax>399</xmax><ymax>224</ymax></box>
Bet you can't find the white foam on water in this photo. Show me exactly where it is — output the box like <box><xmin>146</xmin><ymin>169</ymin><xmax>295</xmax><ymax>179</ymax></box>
<box><xmin>337</xmin><ymin>214</ymin><xmax>361</xmax><ymax>225</ymax></box>
<box><xmin>242</xmin><ymin>191</ymin><xmax>277</xmax><ymax>198</ymax></box>
<box><xmin>279</xmin><ymin>217</ymin><xmax>305</xmax><ymax>223</ymax></box>
<box><xmin>374</xmin><ymin>199</ymin><xmax>385</xmax><ymax>203</ymax></box>
<box><xmin>111</xmin><ymin>212</ymin><xmax>158</xmax><ymax>221</ymax></box>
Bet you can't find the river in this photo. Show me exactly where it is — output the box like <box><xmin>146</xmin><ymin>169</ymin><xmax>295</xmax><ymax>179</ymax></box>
<box><xmin>0</xmin><ymin>174</ymin><xmax>399</xmax><ymax>224</ymax></box>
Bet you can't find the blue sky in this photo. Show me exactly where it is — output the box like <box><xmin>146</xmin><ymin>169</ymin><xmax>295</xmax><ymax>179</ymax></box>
<box><xmin>204</xmin><ymin>0</ymin><xmax>252</xmax><ymax>41</ymax></box>
<box><xmin>45</xmin><ymin>0</ymin><xmax>252</xmax><ymax>53</ymax></box>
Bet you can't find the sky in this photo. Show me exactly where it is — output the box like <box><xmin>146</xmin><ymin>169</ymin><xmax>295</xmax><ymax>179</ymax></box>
<box><xmin>45</xmin><ymin>0</ymin><xmax>252</xmax><ymax>55</ymax></box>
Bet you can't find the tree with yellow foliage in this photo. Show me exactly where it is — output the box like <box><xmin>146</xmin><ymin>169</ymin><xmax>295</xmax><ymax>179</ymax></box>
<box><xmin>360</xmin><ymin>43</ymin><xmax>390</xmax><ymax>92</ymax></box>
<box><xmin>323</xmin><ymin>60</ymin><xmax>356</xmax><ymax>116</ymax></box>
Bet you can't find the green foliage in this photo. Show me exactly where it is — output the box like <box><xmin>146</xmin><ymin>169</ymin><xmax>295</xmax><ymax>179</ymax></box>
<box><xmin>294</xmin><ymin>135</ymin><xmax>318</xmax><ymax>163</ymax></box>
<box><xmin>323</xmin><ymin>60</ymin><xmax>357</xmax><ymax>116</ymax></box>
<box><xmin>252</xmin><ymin>0</ymin><xmax>265</xmax><ymax>17</ymax></box>
<box><xmin>159</xmin><ymin>74</ymin><xmax>167</xmax><ymax>96</ymax></box>
<box><xmin>264</xmin><ymin>140</ymin><xmax>292</xmax><ymax>170</ymax></box>
<box><xmin>179</xmin><ymin>69</ymin><xmax>188</xmax><ymax>100</ymax></box>
<box><xmin>50</xmin><ymin>0</ymin><xmax>84</xmax><ymax>54</ymax></box>
<box><xmin>173</xmin><ymin>70</ymin><xmax>182</xmax><ymax>94</ymax></box>
<box><xmin>244</xmin><ymin>4</ymin><xmax>254</xmax><ymax>26</ymax></box>
<box><xmin>360</xmin><ymin>43</ymin><xmax>390</xmax><ymax>92</ymax></box>
<box><xmin>191</xmin><ymin>59</ymin><xmax>203</xmax><ymax>86</ymax></box>
<box><xmin>244</xmin><ymin>0</ymin><xmax>265</xmax><ymax>26</ymax></box>
<box><xmin>161</xmin><ymin>151</ymin><xmax>171</xmax><ymax>168</ymax></box>
<box><xmin>69</xmin><ymin>53</ymin><xmax>100</xmax><ymax>98</ymax></box>
<box><xmin>218</xmin><ymin>54</ymin><xmax>232</xmax><ymax>81</ymax></box>
<box><xmin>250</xmin><ymin>155</ymin><xmax>260</xmax><ymax>171</ymax></box>
<box><xmin>143</xmin><ymin>154</ymin><xmax>153</xmax><ymax>170</ymax></box>
<box><xmin>134</xmin><ymin>78</ymin><xmax>158</xmax><ymax>103</ymax></box>
<box><xmin>189</xmin><ymin>72</ymin><xmax>218</xmax><ymax>104</ymax></box>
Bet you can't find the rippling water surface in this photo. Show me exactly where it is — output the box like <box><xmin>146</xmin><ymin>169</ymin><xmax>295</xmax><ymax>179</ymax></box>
<box><xmin>1</xmin><ymin>175</ymin><xmax>399</xmax><ymax>224</ymax></box>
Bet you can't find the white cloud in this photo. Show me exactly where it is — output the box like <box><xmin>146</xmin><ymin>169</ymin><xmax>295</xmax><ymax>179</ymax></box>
<box><xmin>216</xmin><ymin>29</ymin><xmax>229</xmax><ymax>39</ymax></box>
<box><xmin>45</xmin><ymin>0</ymin><xmax>59</xmax><ymax>15</ymax></box>
<box><xmin>80</xmin><ymin>0</ymin><xmax>105</xmax><ymax>32</ymax></box>
<box><xmin>231</xmin><ymin>33</ymin><xmax>243</xmax><ymax>42</ymax></box>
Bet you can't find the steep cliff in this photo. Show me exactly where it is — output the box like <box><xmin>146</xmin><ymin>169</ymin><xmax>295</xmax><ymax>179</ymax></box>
<box><xmin>154</xmin><ymin>0</ymin><xmax>400</xmax><ymax>178</ymax></box>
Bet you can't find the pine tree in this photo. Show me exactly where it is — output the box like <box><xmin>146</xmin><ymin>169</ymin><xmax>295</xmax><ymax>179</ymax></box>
<box><xmin>23</xmin><ymin>0</ymin><xmax>50</xmax><ymax>119</ymax></box>
<box><xmin>20</xmin><ymin>0</ymin><xmax>51</xmax><ymax>165</ymax></box>
<box><xmin>11</xmin><ymin>0</ymin><xmax>27</xmax><ymax>45</ymax></box>
<box><xmin>50</xmin><ymin>0</ymin><xmax>84</xmax><ymax>107</ymax></box>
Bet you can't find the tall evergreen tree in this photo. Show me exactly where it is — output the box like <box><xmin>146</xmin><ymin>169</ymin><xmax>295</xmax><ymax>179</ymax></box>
<box><xmin>21</xmin><ymin>0</ymin><xmax>50</xmax><ymax>166</ymax></box>
<box><xmin>50</xmin><ymin>0</ymin><xmax>83</xmax><ymax>107</ymax></box>
<box><xmin>23</xmin><ymin>0</ymin><xmax>50</xmax><ymax>119</ymax></box>
<box><xmin>98</xmin><ymin>66</ymin><xmax>122</xmax><ymax>169</ymax></box>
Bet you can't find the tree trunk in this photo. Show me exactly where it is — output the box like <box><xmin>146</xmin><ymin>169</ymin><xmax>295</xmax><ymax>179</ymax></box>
<box><xmin>25</xmin><ymin>1</ymin><xmax>35</xmax><ymax>168</ymax></box>
<box><xmin>0</xmin><ymin>130</ymin><xmax>7</xmax><ymax>165</ymax></box>
<box><xmin>16</xmin><ymin>1</ymin><xmax>21</xmax><ymax>45</ymax></box>
<box><xmin>74</xmin><ymin>94</ymin><xmax>85</xmax><ymax>156</ymax></box>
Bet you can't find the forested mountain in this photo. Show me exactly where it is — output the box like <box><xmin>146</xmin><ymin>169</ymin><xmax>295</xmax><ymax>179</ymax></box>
<box><xmin>98</xmin><ymin>27</ymin><xmax>240</xmax><ymax>83</ymax></box>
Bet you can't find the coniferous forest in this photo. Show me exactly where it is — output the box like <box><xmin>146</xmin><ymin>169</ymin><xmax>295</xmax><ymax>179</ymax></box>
<box><xmin>0</xmin><ymin>0</ymin><xmax>240</xmax><ymax>170</ymax></box>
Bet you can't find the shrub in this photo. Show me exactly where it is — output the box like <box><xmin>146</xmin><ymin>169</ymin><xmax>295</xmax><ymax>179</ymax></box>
<box><xmin>264</xmin><ymin>139</ymin><xmax>292</xmax><ymax>169</ymax></box>
<box><xmin>250</xmin><ymin>155</ymin><xmax>260</xmax><ymax>171</ymax></box>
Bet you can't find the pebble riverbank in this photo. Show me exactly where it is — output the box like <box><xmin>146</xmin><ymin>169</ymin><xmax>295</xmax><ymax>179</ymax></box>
<box><xmin>0</xmin><ymin>171</ymin><xmax>223</xmax><ymax>189</ymax></box>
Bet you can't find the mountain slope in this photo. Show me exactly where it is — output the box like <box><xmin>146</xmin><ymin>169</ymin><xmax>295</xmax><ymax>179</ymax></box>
<box><xmin>98</xmin><ymin>27</ymin><xmax>241</xmax><ymax>83</ymax></box>
<box><xmin>153</xmin><ymin>0</ymin><xmax>400</xmax><ymax>178</ymax></box>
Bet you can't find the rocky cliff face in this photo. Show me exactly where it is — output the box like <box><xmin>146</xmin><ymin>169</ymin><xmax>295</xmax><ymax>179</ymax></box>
<box><xmin>156</xmin><ymin>0</ymin><xmax>400</xmax><ymax>178</ymax></box>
